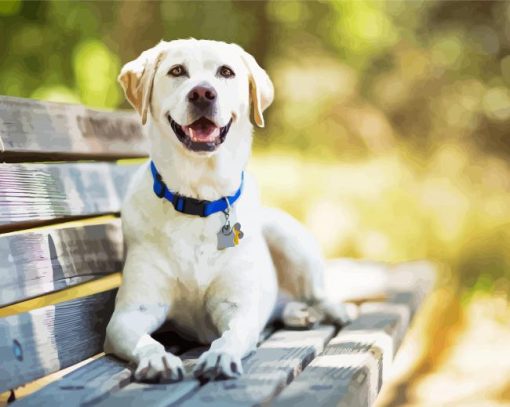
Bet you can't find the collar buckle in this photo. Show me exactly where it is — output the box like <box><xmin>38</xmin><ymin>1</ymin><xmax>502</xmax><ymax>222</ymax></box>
<box><xmin>173</xmin><ymin>195</ymin><xmax>207</xmax><ymax>217</ymax></box>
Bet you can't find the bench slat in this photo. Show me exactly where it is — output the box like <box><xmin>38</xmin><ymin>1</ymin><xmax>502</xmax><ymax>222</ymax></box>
<box><xmin>13</xmin><ymin>327</ymin><xmax>276</xmax><ymax>406</ymax></box>
<box><xmin>0</xmin><ymin>290</ymin><xmax>116</xmax><ymax>393</ymax></box>
<box><xmin>0</xmin><ymin>217</ymin><xmax>123</xmax><ymax>307</ymax></box>
<box><xmin>4</xmin><ymin>263</ymin><xmax>434</xmax><ymax>405</ymax></box>
<box><xmin>88</xmin><ymin>326</ymin><xmax>334</xmax><ymax>407</ymax></box>
<box><xmin>176</xmin><ymin>326</ymin><xmax>336</xmax><ymax>407</ymax></box>
<box><xmin>271</xmin><ymin>307</ymin><xmax>406</xmax><ymax>407</ymax></box>
<box><xmin>272</xmin><ymin>265</ymin><xmax>434</xmax><ymax>407</ymax></box>
<box><xmin>0</xmin><ymin>96</ymin><xmax>147</xmax><ymax>160</ymax></box>
<box><xmin>12</xmin><ymin>333</ymin><xmax>211</xmax><ymax>407</ymax></box>
<box><xmin>92</xmin><ymin>346</ymin><xmax>210</xmax><ymax>407</ymax></box>
<box><xmin>0</xmin><ymin>162</ymin><xmax>139</xmax><ymax>230</ymax></box>
<box><xmin>11</xmin><ymin>355</ymin><xmax>132</xmax><ymax>407</ymax></box>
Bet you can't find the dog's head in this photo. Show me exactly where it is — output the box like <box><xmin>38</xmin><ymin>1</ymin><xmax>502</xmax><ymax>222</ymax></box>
<box><xmin>118</xmin><ymin>39</ymin><xmax>273</xmax><ymax>154</ymax></box>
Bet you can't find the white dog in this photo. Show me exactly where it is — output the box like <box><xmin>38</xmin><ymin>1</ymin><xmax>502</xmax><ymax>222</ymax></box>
<box><xmin>104</xmin><ymin>39</ymin><xmax>351</xmax><ymax>382</ymax></box>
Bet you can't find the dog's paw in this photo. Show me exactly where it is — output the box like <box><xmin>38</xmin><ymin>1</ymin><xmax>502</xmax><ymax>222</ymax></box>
<box><xmin>282</xmin><ymin>301</ymin><xmax>323</xmax><ymax>329</ymax></box>
<box><xmin>134</xmin><ymin>348</ymin><xmax>184</xmax><ymax>383</ymax></box>
<box><xmin>315</xmin><ymin>300</ymin><xmax>359</xmax><ymax>327</ymax></box>
<box><xmin>193</xmin><ymin>350</ymin><xmax>242</xmax><ymax>381</ymax></box>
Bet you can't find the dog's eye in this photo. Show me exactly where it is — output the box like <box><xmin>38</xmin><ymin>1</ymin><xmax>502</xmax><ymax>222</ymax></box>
<box><xmin>218</xmin><ymin>66</ymin><xmax>235</xmax><ymax>78</ymax></box>
<box><xmin>168</xmin><ymin>65</ymin><xmax>186</xmax><ymax>77</ymax></box>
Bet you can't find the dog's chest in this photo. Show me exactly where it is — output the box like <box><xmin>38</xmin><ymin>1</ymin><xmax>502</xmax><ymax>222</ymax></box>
<box><xmin>158</xmin><ymin>212</ymin><xmax>227</xmax><ymax>284</ymax></box>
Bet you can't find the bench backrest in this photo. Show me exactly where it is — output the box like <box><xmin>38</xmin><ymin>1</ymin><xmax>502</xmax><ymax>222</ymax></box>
<box><xmin>0</xmin><ymin>95</ymin><xmax>146</xmax><ymax>393</ymax></box>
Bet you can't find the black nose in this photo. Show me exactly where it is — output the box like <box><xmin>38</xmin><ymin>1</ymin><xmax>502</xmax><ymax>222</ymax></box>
<box><xmin>187</xmin><ymin>85</ymin><xmax>217</xmax><ymax>105</ymax></box>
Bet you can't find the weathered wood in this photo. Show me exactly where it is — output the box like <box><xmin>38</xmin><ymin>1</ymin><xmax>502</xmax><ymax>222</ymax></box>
<box><xmin>86</xmin><ymin>345</ymin><xmax>207</xmax><ymax>407</ymax></box>
<box><xmin>0</xmin><ymin>218</ymin><xmax>123</xmax><ymax>307</ymax></box>
<box><xmin>272</xmin><ymin>263</ymin><xmax>435</xmax><ymax>407</ymax></box>
<box><xmin>115</xmin><ymin>350</ymin><xmax>205</xmax><ymax>406</ymax></box>
<box><xmin>272</xmin><ymin>303</ymin><xmax>411</xmax><ymax>407</ymax></box>
<box><xmin>0</xmin><ymin>95</ymin><xmax>148</xmax><ymax>161</ymax></box>
<box><xmin>11</xmin><ymin>325</ymin><xmax>277</xmax><ymax>406</ymax></box>
<box><xmin>98</xmin><ymin>380</ymin><xmax>201</xmax><ymax>407</ymax></box>
<box><xmin>11</xmin><ymin>355</ymin><xmax>132</xmax><ymax>407</ymax></box>
<box><xmin>87</xmin><ymin>326</ymin><xmax>334</xmax><ymax>407</ymax></box>
<box><xmin>176</xmin><ymin>326</ymin><xmax>336</xmax><ymax>407</ymax></box>
<box><xmin>12</xmin><ymin>331</ymin><xmax>210</xmax><ymax>407</ymax></box>
<box><xmin>0</xmin><ymin>290</ymin><xmax>116</xmax><ymax>393</ymax></box>
<box><xmin>0</xmin><ymin>162</ymin><xmax>140</xmax><ymax>229</ymax></box>
<box><xmin>3</xmin><ymin>262</ymin><xmax>434</xmax><ymax>406</ymax></box>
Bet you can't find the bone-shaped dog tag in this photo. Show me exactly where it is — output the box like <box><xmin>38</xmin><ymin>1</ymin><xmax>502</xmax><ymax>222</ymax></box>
<box><xmin>217</xmin><ymin>222</ymin><xmax>244</xmax><ymax>250</ymax></box>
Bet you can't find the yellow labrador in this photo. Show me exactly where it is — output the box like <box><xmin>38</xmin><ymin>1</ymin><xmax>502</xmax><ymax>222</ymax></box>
<box><xmin>104</xmin><ymin>39</ymin><xmax>351</xmax><ymax>382</ymax></box>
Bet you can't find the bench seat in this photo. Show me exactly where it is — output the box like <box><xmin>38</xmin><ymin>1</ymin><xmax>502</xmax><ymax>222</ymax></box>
<box><xmin>0</xmin><ymin>96</ymin><xmax>435</xmax><ymax>407</ymax></box>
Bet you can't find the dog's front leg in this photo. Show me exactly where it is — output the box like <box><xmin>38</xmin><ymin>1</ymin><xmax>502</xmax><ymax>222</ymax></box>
<box><xmin>105</xmin><ymin>303</ymin><xmax>183</xmax><ymax>382</ymax></box>
<box><xmin>104</xmin><ymin>249</ymin><xmax>183</xmax><ymax>382</ymax></box>
<box><xmin>193</xmin><ymin>275</ymin><xmax>264</xmax><ymax>381</ymax></box>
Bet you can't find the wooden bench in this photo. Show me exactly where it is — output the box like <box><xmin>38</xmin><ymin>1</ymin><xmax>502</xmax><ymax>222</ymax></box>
<box><xmin>0</xmin><ymin>95</ymin><xmax>435</xmax><ymax>407</ymax></box>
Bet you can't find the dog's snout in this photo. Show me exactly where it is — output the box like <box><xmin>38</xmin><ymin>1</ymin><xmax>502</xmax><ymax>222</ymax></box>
<box><xmin>188</xmin><ymin>85</ymin><xmax>217</xmax><ymax>105</ymax></box>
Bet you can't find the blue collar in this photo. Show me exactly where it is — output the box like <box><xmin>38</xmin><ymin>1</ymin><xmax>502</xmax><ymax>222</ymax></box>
<box><xmin>150</xmin><ymin>161</ymin><xmax>244</xmax><ymax>218</ymax></box>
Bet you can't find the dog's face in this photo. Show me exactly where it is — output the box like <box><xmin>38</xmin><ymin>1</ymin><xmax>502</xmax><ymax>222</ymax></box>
<box><xmin>118</xmin><ymin>39</ymin><xmax>273</xmax><ymax>154</ymax></box>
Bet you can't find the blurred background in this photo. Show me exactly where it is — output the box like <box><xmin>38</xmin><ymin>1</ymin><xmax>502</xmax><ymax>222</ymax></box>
<box><xmin>1</xmin><ymin>1</ymin><xmax>509</xmax><ymax>405</ymax></box>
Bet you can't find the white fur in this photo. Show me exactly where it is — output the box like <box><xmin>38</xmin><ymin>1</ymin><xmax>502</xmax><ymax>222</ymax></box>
<box><xmin>105</xmin><ymin>39</ymin><xmax>351</xmax><ymax>382</ymax></box>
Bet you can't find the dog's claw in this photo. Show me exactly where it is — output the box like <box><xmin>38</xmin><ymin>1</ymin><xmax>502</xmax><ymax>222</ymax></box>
<box><xmin>134</xmin><ymin>349</ymin><xmax>184</xmax><ymax>383</ymax></box>
<box><xmin>193</xmin><ymin>351</ymin><xmax>242</xmax><ymax>381</ymax></box>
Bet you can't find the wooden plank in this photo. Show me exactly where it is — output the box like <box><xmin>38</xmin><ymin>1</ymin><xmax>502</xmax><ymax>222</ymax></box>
<box><xmin>272</xmin><ymin>303</ymin><xmax>411</xmax><ymax>407</ymax></box>
<box><xmin>0</xmin><ymin>162</ymin><xmax>140</xmax><ymax>230</ymax></box>
<box><xmin>9</xmin><ymin>356</ymin><xmax>128</xmax><ymax>406</ymax></box>
<box><xmin>89</xmin><ymin>326</ymin><xmax>334</xmax><ymax>407</ymax></box>
<box><xmin>0</xmin><ymin>273</ymin><xmax>121</xmax><ymax>318</ymax></box>
<box><xmin>0</xmin><ymin>217</ymin><xmax>123</xmax><ymax>307</ymax></box>
<box><xmin>0</xmin><ymin>290</ymin><xmax>116</xmax><ymax>393</ymax></box>
<box><xmin>4</xmin><ymin>262</ymin><xmax>435</xmax><ymax>405</ymax></box>
<box><xmin>272</xmin><ymin>264</ymin><xmax>435</xmax><ymax>407</ymax></box>
<box><xmin>92</xmin><ymin>343</ymin><xmax>213</xmax><ymax>407</ymax></box>
<box><xmin>93</xmin><ymin>361</ymin><xmax>200</xmax><ymax>407</ymax></box>
<box><xmin>176</xmin><ymin>326</ymin><xmax>336</xmax><ymax>407</ymax></box>
<box><xmin>96</xmin><ymin>380</ymin><xmax>200</xmax><ymax>407</ymax></box>
<box><xmin>11</xmin><ymin>331</ymin><xmax>208</xmax><ymax>407</ymax></box>
<box><xmin>0</xmin><ymin>354</ymin><xmax>104</xmax><ymax>404</ymax></box>
<box><xmin>11</xmin><ymin>355</ymin><xmax>132</xmax><ymax>407</ymax></box>
<box><xmin>17</xmin><ymin>326</ymin><xmax>277</xmax><ymax>406</ymax></box>
<box><xmin>0</xmin><ymin>95</ymin><xmax>148</xmax><ymax>160</ymax></box>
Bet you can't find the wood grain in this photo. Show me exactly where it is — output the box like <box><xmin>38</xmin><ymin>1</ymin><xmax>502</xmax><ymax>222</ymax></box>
<box><xmin>87</xmin><ymin>326</ymin><xmax>334</xmax><ymax>407</ymax></box>
<box><xmin>11</xmin><ymin>355</ymin><xmax>132</xmax><ymax>407</ymax></box>
<box><xmin>3</xmin><ymin>262</ymin><xmax>435</xmax><ymax>406</ymax></box>
<box><xmin>0</xmin><ymin>291</ymin><xmax>116</xmax><ymax>393</ymax></box>
<box><xmin>0</xmin><ymin>95</ymin><xmax>148</xmax><ymax>160</ymax></box>
<box><xmin>176</xmin><ymin>326</ymin><xmax>336</xmax><ymax>407</ymax></box>
<box><xmin>0</xmin><ymin>217</ymin><xmax>123</xmax><ymax>307</ymax></box>
<box><xmin>11</xmin><ymin>333</ymin><xmax>209</xmax><ymax>407</ymax></box>
<box><xmin>272</xmin><ymin>263</ymin><xmax>435</xmax><ymax>407</ymax></box>
<box><xmin>8</xmin><ymin>326</ymin><xmax>276</xmax><ymax>406</ymax></box>
<box><xmin>0</xmin><ymin>162</ymin><xmax>140</xmax><ymax>229</ymax></box>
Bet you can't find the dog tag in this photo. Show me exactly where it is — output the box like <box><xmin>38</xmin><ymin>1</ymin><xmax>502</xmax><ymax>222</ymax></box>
<box><xmin>217</xmin><ymin>222</ymin><xmax>244</xmax><ymax>250</ymax></box>
<box><xmin>217</xmin><ymin>203</ymin><xmax>244</xmax><ymax>250</ymax></box>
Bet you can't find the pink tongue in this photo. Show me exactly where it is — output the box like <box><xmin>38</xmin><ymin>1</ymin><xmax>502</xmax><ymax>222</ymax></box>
<box><xmin>189</xmin><ymin>124</ymin><xmax>219</xmax><ymax>142</ymax></box>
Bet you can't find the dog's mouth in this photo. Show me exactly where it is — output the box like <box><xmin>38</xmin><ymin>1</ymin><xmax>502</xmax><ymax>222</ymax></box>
<box><xmin>169</xmin><ymin>115</ymin><xmax>233</xmax><ymax>152</ymax></box>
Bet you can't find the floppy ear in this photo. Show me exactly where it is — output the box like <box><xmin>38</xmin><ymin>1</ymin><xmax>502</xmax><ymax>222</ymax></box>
<box><xmin>118</xmin><ymin>44</ymin><xmax>165</xmax><ymax>125</ymax></box>
<box><xmin>239</xmin><ymin>49</ymin><xmax>274</xmax><ymax>128</ymax></box>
